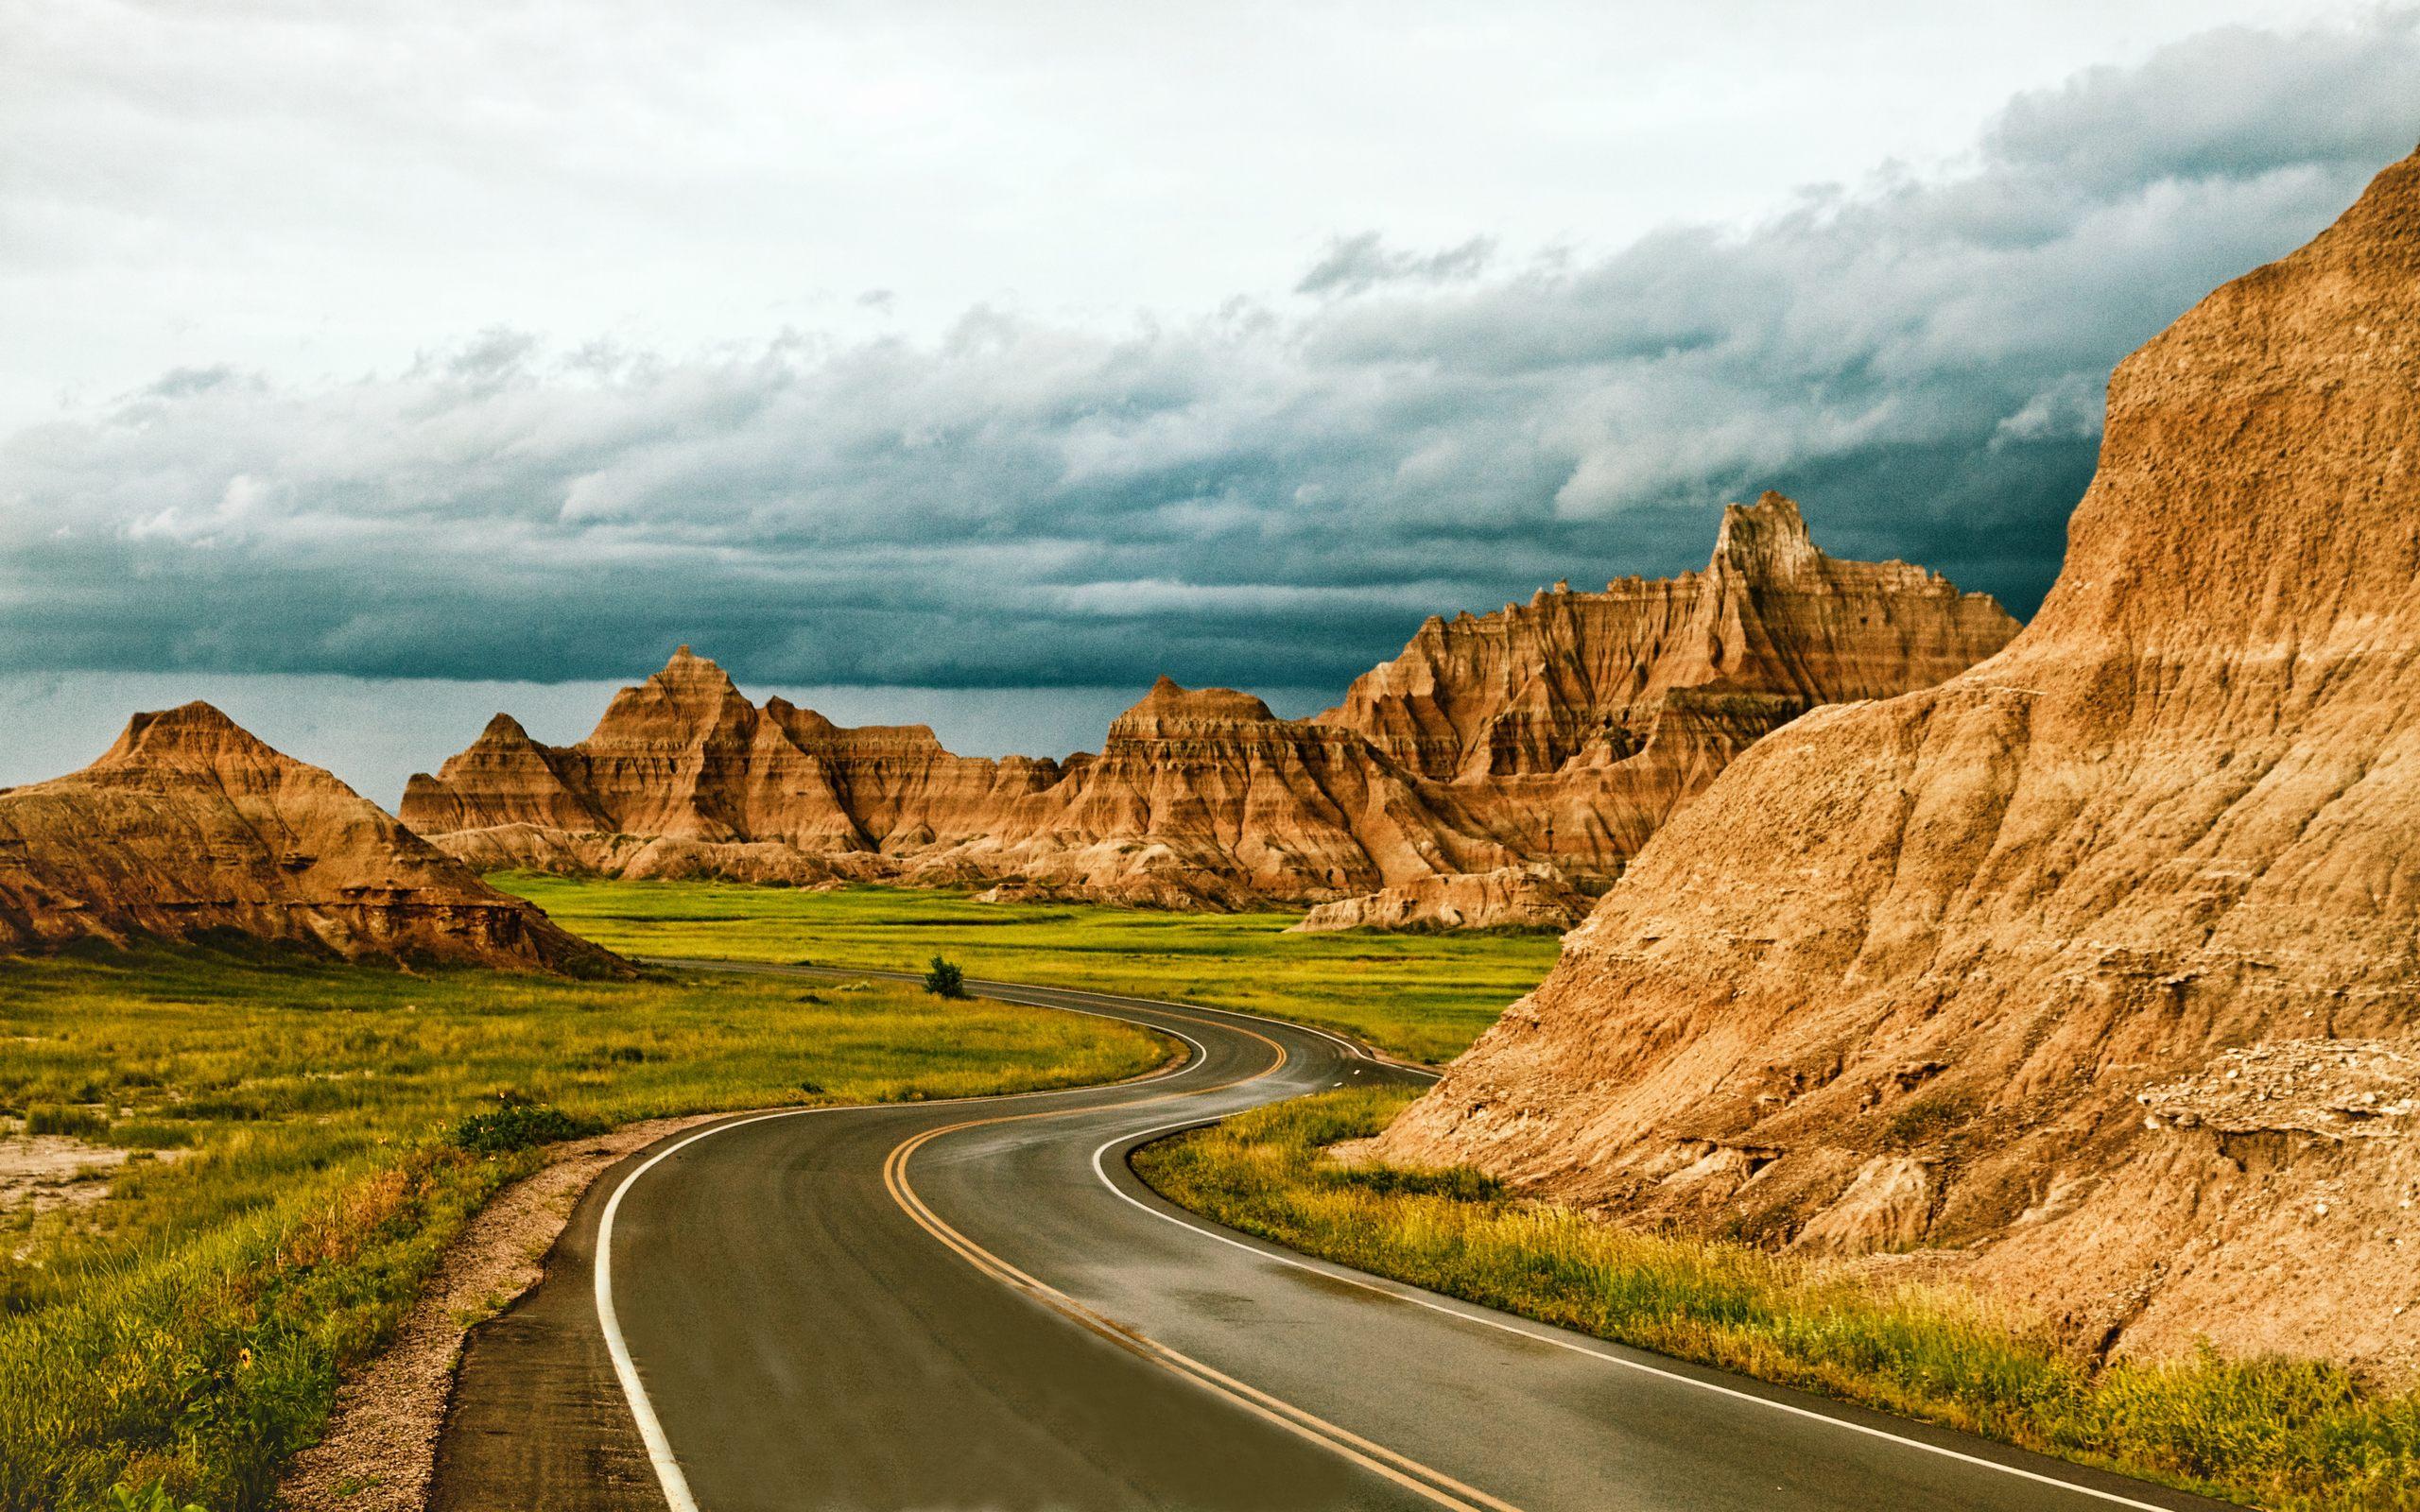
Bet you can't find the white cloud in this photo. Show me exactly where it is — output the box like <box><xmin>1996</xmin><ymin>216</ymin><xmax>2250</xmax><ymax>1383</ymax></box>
<box><xmin>0</xmin><ymin>9</ymin><xmax>2412</xmax><ymax>701</ymax></box>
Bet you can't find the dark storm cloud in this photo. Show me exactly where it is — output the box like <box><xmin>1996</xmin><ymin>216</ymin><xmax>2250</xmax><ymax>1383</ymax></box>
<box><xmin>4</xmin><ymin>15</ymin><xmax>2416</xmax><ymax>695</ymax></box>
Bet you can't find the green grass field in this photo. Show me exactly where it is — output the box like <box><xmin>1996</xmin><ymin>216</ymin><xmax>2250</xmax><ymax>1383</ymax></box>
<box><xmin>490</xmin><ymin>875</ymin><xmax>1561</xmax><ymax>1063</ymax></box>
<box><xmin>1134</xmin><ymin>1089</ymin><xmax>2420</xmax><ymax>1512</ymax></box>
<box><xmin>0</xmin><ymin>942</ymin><xmax>1169</xmax><ymax>1512</ymax></box>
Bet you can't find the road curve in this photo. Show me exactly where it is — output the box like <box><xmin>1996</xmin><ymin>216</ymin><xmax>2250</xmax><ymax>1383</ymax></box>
<box><xmin>430</xmin><ymin>965</ymin><xmax>2233</xmax><ymax>1512</ymax></box>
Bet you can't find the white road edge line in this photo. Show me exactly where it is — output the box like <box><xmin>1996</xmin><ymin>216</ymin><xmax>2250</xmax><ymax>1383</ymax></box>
<box><xmin>1088</xmin><ymin>1118</ymin><xmax>2186</xmax><ymax>1512</ymax></box>
<box><xmin>592</xmin><ymin>995</ymin><xmax>1213</xmax><ymax>1512</ymax></box>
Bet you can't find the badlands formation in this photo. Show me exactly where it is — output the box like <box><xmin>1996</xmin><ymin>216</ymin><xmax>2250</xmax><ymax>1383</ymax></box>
<box><xmin>0</xmin><ymin>702</ymin><xmax>616</xmax><ymax>973</ymax></box>
<box><xmin>403</xmin><ymin>497</ymin><xmax>2016</xmax><ymax>919</ymax></box>
<box><xmin>1290</xmin><ymin>866</ymin><xmax>1592</xmax><ymax>934</ymax></box>
<box><xmin>1378</xmin><ymin>147</ymin><xmax>2420</xmax><ymax>1377</ymax></box>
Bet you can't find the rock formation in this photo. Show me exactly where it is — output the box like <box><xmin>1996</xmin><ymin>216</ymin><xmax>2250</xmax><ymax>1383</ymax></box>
<box><xmin>909</xmin><ymin>677</ymin><xmax>1517</xmax><ymax>907</ymax></box>
<box><xmin>1322</xmin><ymin>494</ymin><xmax>2014</xmax><ymax>782</ymax></box>
<box><xmin>1376</xmin><ymin>146</ymin><xmax>2420</xmax><ymax>1379</ymax></box>
<box><xmin>1291</xmin><ymin>866</ymin><xmax>1589</xmax><ymax>934</ymax></box>
<box><xmin>403</xmin><ymin>505</ymin><xmax>2015</xmax><ymax>916</ymax></box>
<box><xmin>0</xmin><ymin>703</ymin><xmax>619</xmax><ymax>973</ymax></box>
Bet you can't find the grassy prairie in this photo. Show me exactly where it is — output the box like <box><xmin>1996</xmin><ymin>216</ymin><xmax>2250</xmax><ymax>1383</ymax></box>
<box><xmin>491</xmin><ymin>875</ymin><xmax>1560</xmax><ymax>1063</ymax></box>
<box><xmin>0</xmin><ymin>942</ymin><xmax>1168</xmax><ymax>1512</ymax></box>
<box><xmin>1136</xmin><ymin>1088</ymin><xmax>2420</xmax><ymax>1512</ymax></box>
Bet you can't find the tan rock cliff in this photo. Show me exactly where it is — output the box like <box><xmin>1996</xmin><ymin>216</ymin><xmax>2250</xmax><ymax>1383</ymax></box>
<box><xmin>0</xmin><ymin>703</ymin><xmax>618</xmax><ymax>973</ymax></box>
<box><xmin>1311</xmin><ymin>492</ymin><xmax>2017</xmax><ymax>892</ymax></box>
<box><xmin>1375</xmin><ymin>146</ymin><xmax>2420</xmax><ymax>1379</ymax></box>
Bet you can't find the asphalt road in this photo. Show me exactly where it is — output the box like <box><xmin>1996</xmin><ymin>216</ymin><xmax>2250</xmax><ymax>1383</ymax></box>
<box><xmin>430</xmin><ymin>965</ymin><xmax>2235</xmax><ymax>1512</ymax></box>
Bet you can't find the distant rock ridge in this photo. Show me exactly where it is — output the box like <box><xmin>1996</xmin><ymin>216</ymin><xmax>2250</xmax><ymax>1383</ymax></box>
<box><xmin>0</xmin><ymin>702</ymin><xmax>618</xmax><ymax>972</ymax></box>
<box><xmin>1374</xmin><ymin>145</ymin><xmax>2420</xmax><ymax>1379</ymax></box>
<box><xmin>401</xmin><ymin>498</ymin><xmax>2017</xmax><ymax>915</ymax></box>
<box><xmin>1320</xmin><ymin>492</ymin><xmax>2015</xmax><ymax>783</ymax></box>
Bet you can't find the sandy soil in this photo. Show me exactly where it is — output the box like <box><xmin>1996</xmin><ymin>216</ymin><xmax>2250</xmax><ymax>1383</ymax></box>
<box><xmin>1</xmin><ymin>1134</ymin><xmax>187</xmax><ymax>1247</ymax></box>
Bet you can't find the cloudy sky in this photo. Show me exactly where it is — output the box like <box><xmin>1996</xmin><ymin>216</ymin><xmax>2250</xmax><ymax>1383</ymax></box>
<box><xmin>4</xmin><ymin>1</ymin><xmax>2415</xmax><ymax>801</ymax></box>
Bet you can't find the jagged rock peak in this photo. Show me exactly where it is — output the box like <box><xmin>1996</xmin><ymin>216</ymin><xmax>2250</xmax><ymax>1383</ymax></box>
<box><xmin>2017</xmin><ymin>140</ymin><xmax>2420</xmax><ymax>653</ymax></box>
<box><xmin>476</xmin><ymin>712</ymin><xmax>534</xmax><ymax>744</ymax></box>
<box><xmin>764</xmin><ymin>697</ymin><xmax>839</xmax><ymax>738</ymax></box>
<box><xmin>97</xmin><ymin>701</ymin><xmax>282</xmax><ymax>768</ymax></box>
<box><xmin>649</xmin><ymin>644</ymin><xmax>745</xmax><ymax>695</ymax></box>
<box><xmin>1119</xmin><ymin>676</ymin><xmax>1280</xmax><ymax>724</ymax></box>
<box><xmin>585</xmin><ymin>644</ymin><xmax>761</xmax><ymax>748</ymax></box>
<box><xmin>1709</xmin><ymin>490</ymin><xmax>1819</xmax><ymax>582</ymax></box>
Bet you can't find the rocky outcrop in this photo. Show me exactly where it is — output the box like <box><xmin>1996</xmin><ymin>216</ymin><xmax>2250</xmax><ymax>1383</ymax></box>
<box><xmin>1309</xmin><ymin>491</ymin><xmax>2017</xmax><ymax>892</ymax></box>
<box><xmin>1375</xmin><ymin>147</ymin><xmax>2420</xmax><ymax>1380</ymax></box>
<box><xmin>412</xmin><ymin>666</ymin><xmax>1505</xmax><ymax>907</ymax></box>
<box><xmin>404</xmin><ymin>507</ymin><xmax>2015</xmax><ymax>914</ymax></box>
<box><xmin>904</xmin><ymin>678</ymin><xmax>1514</xmax><ymax>906</ymax></box>
<box><xmin>1291</xmin><ymin>867</ymin><xmax>1589</xmax><ymax>934</ymax></box>
<box><xmin>1323</xmin><ymin>494</ymin><xmax>2015</xmax><ymax>783</ymax></box>
<box><xmin>0</xmin><ymin>704</ymin><xmax>619</xmax><ymax>973</ymax></box>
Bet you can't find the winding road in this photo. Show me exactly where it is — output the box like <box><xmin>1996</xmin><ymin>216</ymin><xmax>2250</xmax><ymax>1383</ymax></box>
<box><xmin>429</xmin><ymin>965</ymin><xmax>2231</xmax><ymax>1512</ymax></box>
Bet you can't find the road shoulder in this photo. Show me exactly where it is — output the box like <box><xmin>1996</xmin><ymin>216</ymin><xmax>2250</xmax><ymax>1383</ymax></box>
<box><xmin>277</xmin><ymin>1114</ymin><xmax>720</xmax><ymax>1512</ymax></box>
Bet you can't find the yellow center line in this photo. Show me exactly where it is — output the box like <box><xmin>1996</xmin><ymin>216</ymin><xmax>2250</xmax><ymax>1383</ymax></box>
<box><xmin>879</xmin><ymin>1008</ymin><xmax>1527</xmax><ymax>1512</ymax></box>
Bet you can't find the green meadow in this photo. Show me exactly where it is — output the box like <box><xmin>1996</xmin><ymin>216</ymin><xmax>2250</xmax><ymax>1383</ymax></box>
<box><xmin>0</xmin><ymin>941</ymin><xmax>1169</xmax><ymax>1512</ymax></box>
<box><xmin>490</xmin><ymin>874</ymin><xmax>1561</xmax><ymax>1063</ymax></box>
<box><xmin>1135</xmin><ymin>1088</ymin><xmax>2420</xmax><ymax>1512</ymax></box>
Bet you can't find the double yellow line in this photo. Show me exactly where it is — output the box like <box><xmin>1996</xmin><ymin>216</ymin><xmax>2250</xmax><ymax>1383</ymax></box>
<box><xmin>878</xmin><ymin>1009</ymin><xmax>1523</xmax><ymax>1512</ymax></box>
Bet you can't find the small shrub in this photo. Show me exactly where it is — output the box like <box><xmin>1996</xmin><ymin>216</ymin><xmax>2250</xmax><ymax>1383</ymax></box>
<box><xmin>450</xmin><ymin>1093</ymin><xmax>606</xmax><ymax>1155</ymax></box>
<box><xmin>26</xmin><ymin>1105</ymin><xmax>109</xmax><ymax>1138</ymax></box>
<box><xmin>1881</xmin><ymin>1090</ymin><xmax>1977</xmax><ymax>1150</ymax></box>
<box><xmin>109</xmin><ymin>1121</ymin><xmax>200</xmax><ymax>1150</ymax></box>
<box><xmin>1322</xmin><ymin>1161</ymin><xmax>1508</xmax><ymax>1203</ymax></box>
<box><xmin>923</xmin><ymin>956</ymin><xmax>967</xmax><ymax>999</ymax></box>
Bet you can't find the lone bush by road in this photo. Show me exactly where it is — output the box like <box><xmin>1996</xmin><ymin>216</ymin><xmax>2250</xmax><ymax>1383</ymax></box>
<box><xmin>451</xmin><ymin>1092</ymin><xmax>606</xmax><ymax>1154</ymax></box>
<box><xmin>923</xmin><ymin>956</ymin><xmax>967</xmax><ymax>999</ymax></box>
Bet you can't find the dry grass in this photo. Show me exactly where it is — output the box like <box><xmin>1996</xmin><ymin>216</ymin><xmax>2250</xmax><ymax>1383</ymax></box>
<box><xmin>492</xmin><ymin>873</ymin><xmax>1561</xmax><ymax>1062</ymax></box>
<box><xmin>1136</xmin><ymin>1088</ymin><xmax>2420</xmax><ymax>1512</ymax></box>
<box><xmin>0</xmin><ymin>941</ymin><xmax>1167</xmax><ymax>1512</ymax></box>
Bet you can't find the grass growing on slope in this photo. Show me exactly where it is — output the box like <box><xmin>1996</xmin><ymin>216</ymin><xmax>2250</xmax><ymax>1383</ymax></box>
<box><xmin>0</xmin><ymin>943</ymin><xmax>1169</xmax><ymax>1512</ymax></box>
<box><xmin>1134</xmin><ymin>1088</ymin><xmax>2420</xmax><ymax>1512</ymax></box>
<box><xmin>491</xmin><ymin>875</ymin><xmax>1561</xmax><ymax>1063</ymax></box>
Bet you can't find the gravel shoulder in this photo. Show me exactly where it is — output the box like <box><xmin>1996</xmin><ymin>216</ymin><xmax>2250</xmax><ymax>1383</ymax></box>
<box><xmin>276</xmin><ymin>1114</ymin><xmax>721</xmax><ymax>1512</ymax></box>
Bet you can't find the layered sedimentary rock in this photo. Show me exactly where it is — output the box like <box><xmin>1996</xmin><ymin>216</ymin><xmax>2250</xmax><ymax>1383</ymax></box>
<box><xmin>1305</xmin><ymin>492</ymin><xmax>2018</xmax><ymax>898</ymax></box>
<box><xmin>1377</xmin><ymin>147</ymin><xmax>2420</xmax><ymax>1378</ymax></box>
<box><xmin>0</xmin><ymin>703</ymin><xmax>617</xmax><ymax>972</ymax></box>
<box><xmin>912</xmin><ymin>678</ymin><xmax>1516</xmax><ymax>907</ymax></box>
<box><xmin>405</xmin><ymin>505</ymin><xmax>2015</xmax><ymax>914</ymax></box>
<box><xmin>1323</xmin><ymin>494</ymin><xmax>2015</xmax><ymax>782</ymax></box>
<box><xmin>406</xmin><ymin>662</ymin><xmax>1503</xmax><ymax>907</ymax></box>
<box><xmin>1290</xmin><ymin>867</ymin><xmax>1589</xmax><ymax>934</ymax></box>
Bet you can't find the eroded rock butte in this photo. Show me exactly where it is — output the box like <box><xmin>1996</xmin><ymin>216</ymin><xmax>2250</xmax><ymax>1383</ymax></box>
<box><xmin>1376</xmin><ymin>146</ymin><xmax>2420</xmax><ymax>1380</ymax></box>
<box><xmin>403</xmin><ymin>500</ymin><xmax>2015</xmax><ymax>916</ymax></box>
<box><xmin>0</xmin><ymin>703</ymin><xmax>618</xmax><ymax>973</ymax></box>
